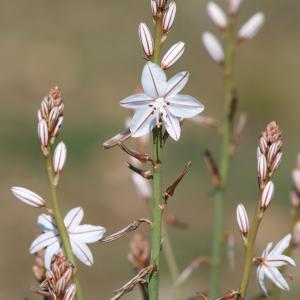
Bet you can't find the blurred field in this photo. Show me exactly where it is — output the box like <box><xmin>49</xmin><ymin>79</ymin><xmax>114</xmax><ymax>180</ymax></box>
<box><xmin>1</xmin><ymin>0</ymin><xmax>300</xmax><ymax>299</ymax></box>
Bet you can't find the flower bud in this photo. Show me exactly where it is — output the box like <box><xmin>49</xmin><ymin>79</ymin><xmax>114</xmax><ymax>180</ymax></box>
<box><xmin>53</xmin><ymin>142</ymin><xmax>67</xmax><ymax>173</ymax></box>
<box><xmin>202</xmin><ymin>32</ymin><xmax>224</xmax><ymax>64</ymax></box>
<box><xmin>229</xmin><ymin>0</ymin><xmax>242</xmax><ymax>16</ymax></box>
<box><xmin>257</xmin><ymin>154</ymin><xmax>267</xmax><ymax>182</ymax></box>
<box><xmin>156</xmin><ymin>0</ymin><xmax>166</xmax><ymax>9</ymax></box>
<box><xmin>292</xmin><ymin>169</ymin><xmax>300</xmax><ymax>193</ymax></box>
<box><xmin>293</xmin><ymin>221</ymin><xmax>300</xmax><ymax>247</ymax></box>
<box><xmin>63</xmin><ymin>283</ymin><xmax>76</xmax><ymax>300</ymax></box>
<box><xmin>290</xmin><ymin>190</ymin><xmax>299</xmax><ymax>209</ymax></box>
<box><xmin>207</xmin><ymin>2</ymin><xmax>227</xmax><ymax>30</ymax></box>
<box><xmin>161</xmin><ymin>41</ymin><xmax>185</xmax><ymax>69</ymax></box>
<box><xmin>48</xmin><ymin>107</ymin><xmax>60</xmax><ymax>130</ymax></box>
<box><xmin>11</xmin><ymin>186</ymin><xmax>46</xmax><ymax>208</ymax></box>
<box><xmin>236</xmin><ymin>203</ymin><xmax>249</xmax><ymax>236</ymax></box>
<box><xmin>138</xmin><ymin>23</ymin><xmax>154</xmax><ymax>58</ymax></box>
<box><xmin>37</xmin><ymin>109</ymin><xmax>43</xmax><ymax>121</ymax></box>
<box><xmin>151</xmin><ymin>0</ymin><xmax>157</xmax><ymax>17</ymax></box>
<box><xmin>260</xmin><ymin>181</ymin><xmax>274</xmax><ymax>209</ymax></box>
<box><xmin>271</xmin><ymin>152</ymin><xmax>282</xmax><ymax>173</ymax></box>
<box><xmin>38</xmin><ymin>119</ymin><xmax>49</xmax><ymax>147</ymax></box>
<box><xmin>162</xmin><ymin>1</ymin><xmax>176</xmax><ymax>33</ymax></box>
<box><xmin>41</xmin><ymin>99</ymin><xmax>49</xmax><ymax>118</ymax></box>
<box><xmin>267</xmin><ymin>142</ymin><xmax>279</xmax><ymax>163</ymax></box>
<box><xmin>238</xmin><ymin>12</ymin><xmax>265</xmax><ymax>41</ymax></box>
<box><xmin>51</xmin><ymin>116</ymin><xmax>64</xmax><ymax>137</ymax></box>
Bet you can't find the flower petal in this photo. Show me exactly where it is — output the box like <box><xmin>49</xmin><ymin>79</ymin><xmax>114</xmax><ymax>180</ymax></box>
<box><xmin>130</xmin><ymin>107</ymin><xmax>157</xmax><ymax>138</ymax></box>
<box><xmin>162</xmin><ymin>108</ymin><xmax>181</xmax><ymax>141</ymax></box>
<box><xmin>71</xmin><ymin>240</ymin><xmax>94</xmax><ymax>266</ymax></box>
<box><xmin>257</xmin><ymin>266</ymin><xmax>268</xmax><ymax>296</ymax></box>
<box><xmin>44</xmin><ymin>241</ymin><xmax>61</xmax><ymax>269</ymax></box>
<box><xmin>70</xmin><ymin>224</ymin><xmax>106</xmax><ymax>243</ymax></box>
<box><xmin>167</xmin><ymin>95</ymin><xmax>205</xmax><ymax>118</ymax></box>
<box><xmin>37</xmin><ymin>214</ymin><xmax>57</xmax><ymax>232</ymax></box>
<box><xmin>267</xmin><ymin>255</ymin><xmax>296</xmax><ymax>268</ymax></box>
<box><xmin>64</xmin><ymin>207</ymin><xmax>84</xmax><ymax>231</ymax></box>
<box><xmin>264</xmin><ymin>266</ymin><xmax>290</xmax><ymax>291</ymax></box>
<box><xmin>141</xmin><ymin>62</ymin><xmax>167</xmax><ymax>97</ymax></box>
<box><xmin>30</xmin><ymin>231</ymin><xmax>59</xmax><ymax>254</ymax></box>
<box><xmin>262</xmin><ymin>242</ymin><xmax>273</xmax><ymax>258</ymax></box>
<box><xmin>165</xmin><ymin>71</ymin><xmax>189</xmax><ymax>97</ymax></box>
<box><xmin>269</xmin><ymin>234</ymin><xmax>291</xmax><ymax>257</ymax></box>
<box><xmin>120</xmin><ymin>93</ymin><xmax>154</xmax><ymax>109</ymax></box>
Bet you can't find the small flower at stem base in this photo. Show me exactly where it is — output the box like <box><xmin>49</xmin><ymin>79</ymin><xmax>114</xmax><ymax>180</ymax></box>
<box><xmin>138</xmin><ymin>23</ymin><xmax>154</xmax><ymax>58</ymax></box>
<box><xmin>260</xmin><ymin>181</ymin><xmax>274</xmax><ymax>210</ymax></box>
<box><xmin>207</xmin><ymin>2</ymin><xmax>227</xmax><ymax>30</ymax></box>
<box><xmin>236</xmin><ymin>203</ymin><xmax>249</xmax><ymax>237</ymax></box>
<box><xmin>161</xmin><ymin>41</ymin><xmax>185</xmax><ymax>69</ymax></box>
<box><xmin>202</xmin><ymin>32</ymin><xmax>225</xmax><ymax>64</ymax></box>
<box><xmin>53</xmin><ymin>142</ymin><xmax>67</xmax><ymax>174</ymax></box>
<box><xmin>11</xmin><ymin>186</ymin><xmax>46</xmax><ymax>208</ymax></box>
<box><xmin>238</xmin><ymin>12</ymin><xmax>265</xmax><ymax>41</ymax></box>
<box><xmin>162</xmin><ymin>1</ymin><xmax>176</xmax><ymax>33</ymax></box>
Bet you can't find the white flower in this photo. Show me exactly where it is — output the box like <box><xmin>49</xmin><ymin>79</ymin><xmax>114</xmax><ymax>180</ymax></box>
<box><xmin>120</xmin><ymin>62</ymin><xmax>204</xmax><ymax>141</ymax></box>
<box><xmin>256</xmin><ymin>234</ymin><xmax>296</xmax><ymax>295</ymax></box>
<box><xmin>30</xmin><ymin>207</ymin><xmax>106</xmax><ymax>269</ymax></box>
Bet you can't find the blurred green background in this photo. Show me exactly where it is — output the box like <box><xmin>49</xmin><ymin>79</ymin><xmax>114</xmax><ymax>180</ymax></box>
<box><xmin>1</xmin><ymin>0</ymin><xmax>300</xmax><ymax>299</ymax></box>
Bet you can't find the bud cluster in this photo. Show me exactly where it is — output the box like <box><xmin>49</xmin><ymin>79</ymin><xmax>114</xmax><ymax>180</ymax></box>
<box><xmin>202</xmin><ymin>0</ymin><xmax>265</xmax><ymax>65</ymax></box>
<box><xmin>37</xmin><ymin>86</ymin><xmax>64</xmax><ymax>155</ymax></box>
<box><xmin>137</xmin><ymin>0</ymin><xmax>185</xmax><ymax>70</ymax></box>
<box><xmin>37</xmin><ymin>253</ymin><xmax>76</xmax><ymax>300</ymax></box>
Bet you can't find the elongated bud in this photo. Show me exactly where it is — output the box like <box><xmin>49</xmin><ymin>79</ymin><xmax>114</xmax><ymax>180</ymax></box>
<box><xmin>156</xmin><ymin>0</ymin><xmax>166</xmax><ymax>9</ymax></box>
<box><xmin>38</xmin><ymin>119</ymin><xmax>49</xmax><ymax>147</ymax></box>
<box><xmin>238</xmin><ymin>12</ymin><xmax>265</xmax><ymax>41</ymax></box>
<box><xmin>53</xmin><ymin>142</ymin><xmax>67</xmax><ymax>173</ymax></box>
<box><xmin>292</xmin><ymin>169</ymin><xmax>300</xmax><ymax>193</ymax></box>
<box><xmin>63</xmin><ymin>283</ymin><xmax>76</xmax><ymax>300</ymax></box>
<box><xmin>293</xmin><ymin>221</ymin><xmax>300</xmax><ymax>247</ymax></box>
<box><xmin>236</xmin><ymin>204</ymin><xmax>249</xmax><ymax>236</ymax></box>
<box><xmin>48</xmin><ymin>107</ymin><xmax>60</xmax><ymax>132</ymax></box>
<box><xmin>11</xmin><ymin>187</ymin><xmax>46</xmax><ymax>208</ymax></box>
<box><xmin>37</xmin><ymin>109</ymin><xmax>43</xmax><ymax>122</ymax></box>
<box><xmin>161</xmin><ymin>41</ymin><xmax>185</xmax><ymax>69</ymax></box>
<box><xmin>290</xmin><ymin>190</ymin><xmax>299</xmax><ymax>209</ymax></box>
<box><xmin>271</xmin><ymin>152</ymin><xmax>282</xmax><ymax>173</ymax></box>
<box><xmin>51</xmin><ymin>116</ymin><xmax>64</xmax><ymax>138</ymax></box>
<box><xmin>202</xmin><ymin>32</ymin><xmax>224</xmax><ymax>64</ymax></box>
<box><xmin>207</xmin><ymin>2</ymin><xmax>227</xmax><ymax>30</ymax></box>
<box><xmin>138</xmin><ymin>23</ymin><xmax>154</xmax><ymax>58</ymax></box>
<box><xmin>257</xmin><ymin>154</ymin><xmax>267</xmax><ymax>183</ymax></box>
<box><xmin>267</xmin><ymin>142</ymin><xmax>279</xmax><ymax>162</ymax></box>
<box><xmin>260</xmin><ymin>181</ymin><xmax>274</xmax><ymax>209</ymax></box>
<box><xmin>151</xmin><ymin>0</ymin><xmax>157</xmax><ymax>17</ymax></box>
<box><xmin>162</xmin><ymin>1</ymin><xmax>176</xmax><ymax>33</ymax></box>
<box><xmin>229</xmin><ymin>0</ymin><xmax>242</xmax><ymax>16</ymax></box>
<box><xmin>41</xmin><ymin>99</ymin><xmax>49</xmax><ymax>118</ymax></box>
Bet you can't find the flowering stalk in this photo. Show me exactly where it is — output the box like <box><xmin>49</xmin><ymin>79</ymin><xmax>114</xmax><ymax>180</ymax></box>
<box><xmin>148</xmin><ymin>9</ymin><xmax>164</xmax><ymax>300</ymax></box>
<box><xmin>44</xmin><ymin>148</ymin><xmax>83</xmax><ymax>300</ymax></box>
<box><xmin>209</xmin><ymin>12</ymin><xmax>236</xmax><ymax>300</ymax></box>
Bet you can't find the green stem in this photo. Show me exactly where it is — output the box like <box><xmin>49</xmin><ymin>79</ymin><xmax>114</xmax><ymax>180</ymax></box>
<box><xmin>149</xmin><ymin>128</ymin><xmax>163</xmax><ymax>300</ymax></box>
<box><xmin>45</xmin><ymin>153</ymin><xmax>83</xmax><ymax>300</ymax></box>
<box><xmin>209</xmin><ymin>17</ymin><xmax>236</xmax><ymax>299</ymax></box>
<box><xmin>237</xmin><ymin>203</ymin><xmax>263</xmax><ymax>300</ymax></box>
<box><xmin>162</xmin><ymin>224</ymin><xmax>183</xmax><ymax>300</ymax></box>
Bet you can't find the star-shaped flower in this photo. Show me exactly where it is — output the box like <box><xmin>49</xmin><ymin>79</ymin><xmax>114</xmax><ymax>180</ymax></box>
<box><xmin>120</xmin><ymin>62</ymin><xmax>204</xmax><ymax>141</ymax></box>
<box><xmin>30</xmin><ymin>207</ymin><xmax>106</xmax><ymax>269</ymax></box>
<box><xmin>256</xmin><ymin>234</ymin><xmax>296</xmax><ymax>295</ymax></box>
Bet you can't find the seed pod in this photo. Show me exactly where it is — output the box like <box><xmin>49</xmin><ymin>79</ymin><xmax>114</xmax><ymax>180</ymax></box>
<box><xmin>202</xmin><ymin>32</ymin><xmax>224</xmax><ymax>64</ymax></box>
<box><xmin>11</xmin><ymin>186</ymin><xmax>46</xmax><ymax>208</ymax></box>
<box><xmin>38</xmin><ymin>119</ymin><xmax>49</xmax><ymax>147</ymax></box>
<box><xmin>161</xmin><ymin>41</ymin><xmax>185</xmax><ymax>69</ymax></box>
<box><xmin>207</xmin><ymin>2</ymin><xmax>227</xmax><ymax>30</ymax></box>
<box><xmin>260</xmin><ymin>181</ymin><xmax>274</xmax><ymax>209</ymax></box>
<box><xmin>236</xmin><ymin>204</ymin><xmax>249</xmax><ymax>236</ymax></box>
<box><xmin>53</xmin><ymin>142</ymin><xmax>67</xmax><ymax>174</ymax></box>
<box><xmin>162</xmin><ymin>1</ymin><xmax>176</xmax><ymax>33</ymax></box>
<box><xmin>238</xmin><ymin>12</ymin><xmax>265</xmax><ymax>40</ymax></box>
<box><xmin>138</xmin><ymin>23</ymin><xmax>154</xmax><ymax>58</ymax></box>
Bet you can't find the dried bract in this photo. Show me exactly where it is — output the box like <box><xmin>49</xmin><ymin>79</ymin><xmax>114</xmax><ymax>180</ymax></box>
<box><xmin>128</xmin><ymin>234</ymin><xmax>149</xmax><ymax>270</ymax></box>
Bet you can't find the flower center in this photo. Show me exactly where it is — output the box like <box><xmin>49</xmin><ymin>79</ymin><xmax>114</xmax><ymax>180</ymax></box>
<box><xmin>156</xmin><ymin>97</ymin><xmax>165</xmax><ymax>106</ymax></box>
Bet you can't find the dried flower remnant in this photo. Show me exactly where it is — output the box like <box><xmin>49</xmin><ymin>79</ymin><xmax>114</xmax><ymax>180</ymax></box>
<box><xmin>120</xmin><ymin>62</ymin><xmax>204</xmax><ymax>141</ymax></box>
<box><xmin>202</xmin><ymin>32</ymin><xmax>225</xmax><ymax>64</ymax></box>
<box><xmin>128</xmin><ymin>234</ymin><xmax>150</xmax><ymax>270</ymax></box>
<box><xmin>30</xmin><ymin>207</ymin><xmax>106</xmax><ymax>268</ymax></box>
<box><xmin>35</xmin><ymin>252</ymin><xmax>76</xmax><ymax>300</ymax></box>
<box><xmin>255</xmin><ymin>234</ymin><xmax>296</xmax><ymax>295</ymax></box>
<box><xmin>11</xmin><ymin>186</ymin><xmax>46</xmax><ymax>208</ymax></box>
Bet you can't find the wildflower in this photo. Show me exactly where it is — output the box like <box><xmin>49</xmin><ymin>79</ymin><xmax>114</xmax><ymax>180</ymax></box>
<box><xmin>120</xmin><ymin>62</ymin><xmax>204</xmax><ymax>141</ymax></box>
<box><xmin>30</xmin><ymin>207</ymin><xmax>106</xmax><ymax>268</ymax></box>
<box><xmin>256</xmin><ymin>234</ymin><xmax>296</xmax><ymax>295</ymax></box>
